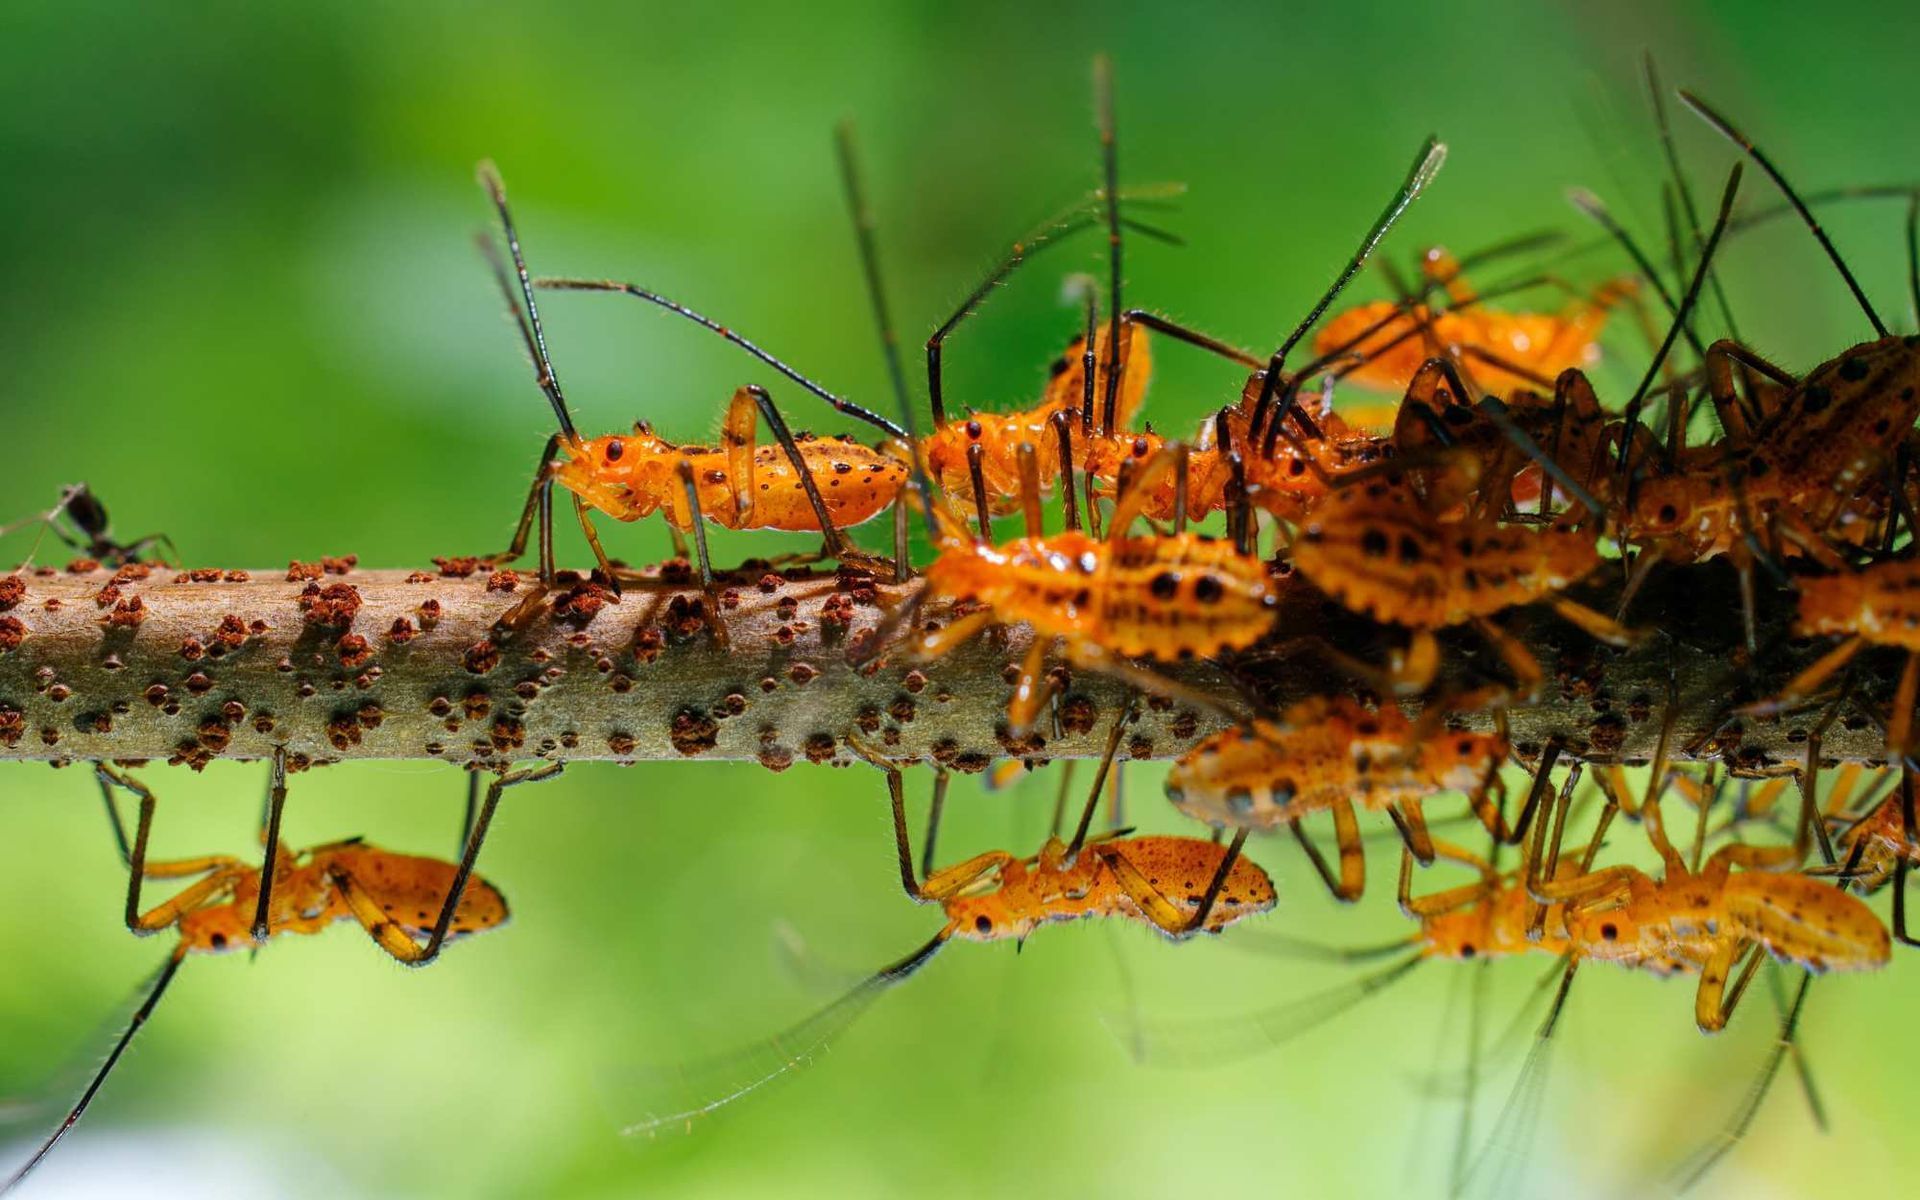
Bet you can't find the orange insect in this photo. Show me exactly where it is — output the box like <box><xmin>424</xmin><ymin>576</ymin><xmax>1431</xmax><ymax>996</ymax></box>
<box><xmin>1603</xmin><ymin>92</ymin><xmax>1920</xmax><ymax>645</ymax></box>
<box><xmin>1525</xmin><ymin>765</ymin><xmax>1889</xmax><ymax>1034</ymax></box>
<box><xmin>1118</xmin><ymin>838</ymin><xmax>1589</xmax><ymax>1075</ymax></box>
<box><xmin>1289</xmin><ymin>472</ymin><xmax>1632</xmax><ymax>698</ymax></box>
<box><xmin>1761</xmin><ymin>559</ymin><xmax>1920</xmax><ymax>757</ymax></box>
<box><xmin>1313</xmin><ymin>243</ymin><xmax>1636</xmax><ymax>395</ymax></box>
<box><xmin>1823</xmin><ymin>766</ymin><xmax>1920</xmax><ymax>946</ymax></box>
<box><xmin>1165</xmin><ymin>696</ymin><xmax>1511</xmax><ymax>900</ymax></box>
<box><xmin>901</xmin><ymin>443</ymin><xmax>1279</xmax><ymax>732</ymax></box>
<box><xmin>1</xmin><ymin>765</ymin><xmax>513</xmax><ymax>1194</ymax></box>
<box><xmin>622</xmin><ymin>748</ymin><xmax>1273</xmax><ymax>1135</ymax></box>
<box><xmin>469</xmin><ymin>163</ymin><xmax>908</xmax><ymax>628</ymax></box>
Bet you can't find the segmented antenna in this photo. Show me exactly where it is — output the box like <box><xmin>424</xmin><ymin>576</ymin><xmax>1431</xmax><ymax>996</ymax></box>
<box><xmin>1679</xmin><ymin>88</ymin><xmax>1889</xmax><ymax>338</ymax></box>
<box><xmin>1249</xmin><ymin>137</ymin><xmax>1447</xmax><ymax>442</ymax></box>
<box><xmin>534</xmin><ymin>277</ymin><xmax>907</xmax><ymax>440</ymax></box>
<box><xmin>1094</xmin><ymin>54</ymin><xmax>1125</xmax><ymax>435</ymax></box>
<box><xmin>477</xmin><ymin>162</ymin><xmax>578</xmax><ymax>443</ymax></box>
<box><xmin>1645</xmin><ymin>53</ymin><xmax>1742</xmax><ymax>341</ymax></box>
<box><xmin>1615</xmin><ymin>163</ymin><xmax>1744</xmax><ymax>474</ymax></box>
<box><xmin>834</xmin><ymin>118</ymin><xmax>940</xmax><ymax>535</ymax></box>
<box><xmin>1</xmin><ymin>954</ymin><xmax>186</xmax><ymax>1193</ymax></box>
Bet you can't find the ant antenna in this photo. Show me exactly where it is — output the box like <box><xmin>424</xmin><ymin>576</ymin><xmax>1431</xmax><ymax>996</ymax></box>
<box><xmin>1679</xmin><ymin>88</ymin><xmax>1889</xmax><ymax>338</ymax></box>
<box><xmin>1645</xmin><ymin>54</ymin><xmax>1741</xmax><ymax>342</ymax></box>
<box><xmin>477</xmin><ymin>162</ymin><xmax>578</xmax><ymax>443</ymax></box>
<box><xmin>1249</xmin><ymin>137</ymin><xmax>1447</xmax><ymax>441</ymax></box>
<box><xmin>1</xmin><ymin>953</ymin><xmax>186</xmax><ymax>1193</ymax></box>
<box><xmin>1615</xmin><ymin>163</ymin><xmax>1744</xmax><ymax>474</ymax></box>
<box><xmin>1094</xmin><ymin>54</ymin><xmax>1125</xmax><ymax>435</ymax></box>
<box><xmin>834</xmin><ymin>118</ymin><xmax>941</xmax><ymax>537</ymax></box>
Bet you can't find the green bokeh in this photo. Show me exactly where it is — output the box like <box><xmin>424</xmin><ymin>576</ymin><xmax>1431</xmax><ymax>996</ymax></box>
<box><xmin>2</xmin><ymin>1</ymin><xmax>1916</xmax><ymax>1196</ymax></box>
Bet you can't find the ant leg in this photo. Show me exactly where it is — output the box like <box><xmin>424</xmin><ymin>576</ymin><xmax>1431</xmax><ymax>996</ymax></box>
<box><xmin>415</xmin><ymin>762</ymin><xmax>564</xmax><ymax>967</ymax></box>
<box><xmin>675</xmin><ymin>459</ymin><xmax>730</xmax><ymax>650</ymax></box>
<box><xmin>1181</xmin><ymin>827</ymin><xmax>1251</xmax><ymax>935</ymax></box>
<box><xmin>892</xmin><ymin>498</ymin><xmax>911</xmax><ymax>585</ymax></box>
<box><xmin>248</xmin><ymin>747</ymin><xmax>289</xmax><ymax>944</ymax></box>
<box><xmin>1048</xmin><ymin>762</ymin><xmax>1079</xmax><ymax>839</ymax></box>
<box><xmin>1546</xmin><ymin>597</ymin><xmax>1642</xmax><ymax>647</ymax></box>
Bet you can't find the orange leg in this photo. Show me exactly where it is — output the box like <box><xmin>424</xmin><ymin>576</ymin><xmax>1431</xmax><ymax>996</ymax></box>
<box><xmin>1006</xmin><ymin>636</ymin><xmax>1056</xmax><ymax>736</ymax></box>
<box><xmin>1694</xmin><ymin>940</ymin><xmax>1765</xmax><ymax>1034</ymax></box>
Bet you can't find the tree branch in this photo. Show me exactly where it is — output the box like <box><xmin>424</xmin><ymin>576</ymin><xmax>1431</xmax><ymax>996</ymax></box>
<box><xmin>0</xmin><ymin>558</ymin><xmax>1893</xmax><ymax>773</ymax></box>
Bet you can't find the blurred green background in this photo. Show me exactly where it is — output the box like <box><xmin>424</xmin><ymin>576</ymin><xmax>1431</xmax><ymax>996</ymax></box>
<box><xmin>2</xmin><ymin>1</ymin><xmax>1916</xmax><ymax>1196</ymax></box>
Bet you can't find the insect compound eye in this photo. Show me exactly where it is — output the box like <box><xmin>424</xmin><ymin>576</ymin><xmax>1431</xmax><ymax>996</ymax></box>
<box><xmin>974</xmin><ymin>914</ymin><xmax>993</xmax><ymax>934</ymax></box>
<box><xmin>1459</xmin><ymin>943</ymin><xmax>1476</xmax><ymax>959</ymax></box>
<box><xmin>1193</xmin><ymin>575</ymin><xmax>1225</xmax><ymax>604</ymax></box>
<box><xmin>1656</xmin><ymin>504</ymin><xmax>1678</xmax><ymax>525</ymax></box>
<box><xmin>604</xmin><ymin>439</ymin><xmax>625</xmax><ymax>463</ymax></box>
<box><xmin>1600</xmin><ymin>922</ymin><xmax>1619</xmax><ymax>941</ymax></box>
<box><xmin>1149</xmin><ymin>571</ymin><xmax>1181</xmax><ymax>600</ymax></box>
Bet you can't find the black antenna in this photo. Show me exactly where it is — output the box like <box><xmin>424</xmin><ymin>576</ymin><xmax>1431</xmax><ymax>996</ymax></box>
<box><xmin>535</xmin><ymin>277</ymin><xmax>907</xmax><ymax>439</ymax></box>
<box><xmin>1616</xmin><ymin>163</ymin><xmax>1745</xmax><ymax>474</ymax></box>
<box><xmin>1095</xmin><ymin>54</ymin><xmax>1125</xmax><ymax>435</ymax></box>
<box><xmin>477</xmin><ymin>162</ymin><xmax>578</xmax><ymax>443</ymax></box>
<box><xmin>1907</xmin><ymin>193</ymin><xmax>1919</xmax><ymax>329</ymax></box>
<box><xmin>1645</xmin><ymin>53</ymin><xmax>1741</xmax><ymax>341</ymax></box>
<box><xmin>834</xmin><ymin>119</ymin><xmax>940</xmax><ymax>536</ymax></box>
<box><xmin>1249</xmin><ymin>137</ymin><xmax>1447</xmax><ymax>441</ymax></box>
<box><xmin>1679</xmin><ymin>88</ymin><xmax>1888</xmax><ymax>338</ymax></box>
<box><xmin>1</xmin><ymin>954</ymin><xmax>185</xmax><ymax>1193</ymax></box>
<box><xmin>1566</xmin><ymin>187</ymin><xmax>1710</xmax><ymax>364</ymax></box>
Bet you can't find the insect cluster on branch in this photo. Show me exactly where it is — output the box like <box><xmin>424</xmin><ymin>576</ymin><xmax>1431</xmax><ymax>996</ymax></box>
<box><xmin>4</xmin><ymin>52</ymin><xmax>1919</xmax><ymax>1198</ymax></box>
